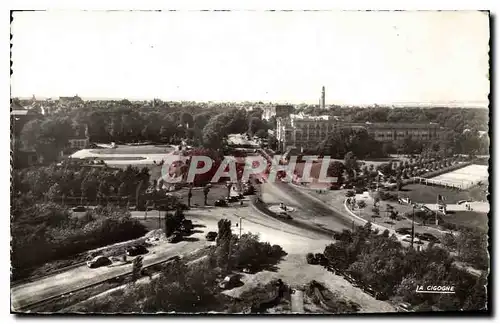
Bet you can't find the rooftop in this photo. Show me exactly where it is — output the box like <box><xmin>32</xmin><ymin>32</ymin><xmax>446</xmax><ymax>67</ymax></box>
<box><xmin>290</xmin><ymin>113</ymin><xmax>336</xmax><ymax>121</ymax></box>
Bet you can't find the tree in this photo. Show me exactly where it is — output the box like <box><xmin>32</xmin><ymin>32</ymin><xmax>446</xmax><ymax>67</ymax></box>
<box><xmin>193</xmin><ymin>112</ymin><xmax>212</xmax><ymax>130</ymax></box>
<box><xmin>132</xmin><ymin>256</ymin><xmax>144</xmax><ymax>282</ymax></box>
<box><xmin>327</xmin><ymin>161</ymin><xmax>345</xmax><ymax>184</ymax></box>
<box><xmin>118</xmin><ymin>183</ymin><xmax>128</xmax><ymax>197</ymax></box>
<box><xmin>98</xmin><ymin>181</ymin><xmax>109</xmax><ymax>205</ymax></box>
<box><xmin>344</xmin><ymin>152</ymin><xmax>358</xmax><ymax>179</ymax></box>
<box><xmin>357</xmin><ymin>200</ymin><xmax>367</xmax><ymax>216</ymax></box>
<box><xmin>216</xmin><ymin>219</ymin><xmax>233</xmax><ymax>271</ymax></box>
<box><xmin>248</xmin><ymin>117</ymin><xmax>266</xmax><ymax>136</ymax></box>
<box><xmin>46</xmin><ymin>183</ymin><xmax>61</xmax><ymax>202</ymax></box>
<box><xmin>254</xmin><ymin>128</ymin><xmax>268</xmax><ymax>139</ymax></box>
<box><xmin>180</xmin><ymin>112</ymin><xmax>194</xmax><ymax>128</ymax></box>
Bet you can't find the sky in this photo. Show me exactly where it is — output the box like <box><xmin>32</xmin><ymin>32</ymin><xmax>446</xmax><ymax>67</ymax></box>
<box><xmin>10</xmin><ymin>10</ymin><xmax>490</xmax><ymax>107</ymax></box>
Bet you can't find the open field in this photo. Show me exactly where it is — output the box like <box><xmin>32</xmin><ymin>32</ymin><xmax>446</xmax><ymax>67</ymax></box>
<box><xmin>440</xmin><ymin>211</ymin><xmax>489</xmax><ymax>232</ymax></box>
<box><xmin>71</xmin><ymin>144</ymin><xmax>177</xmax><ymax>165</ymax></box>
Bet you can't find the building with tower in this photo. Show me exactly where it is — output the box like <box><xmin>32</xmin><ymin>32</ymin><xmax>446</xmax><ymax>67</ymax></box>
<box><xmin>319</xmin><ymin>86</ymin><xmax>326</xmax><ymax>110</ymax></box>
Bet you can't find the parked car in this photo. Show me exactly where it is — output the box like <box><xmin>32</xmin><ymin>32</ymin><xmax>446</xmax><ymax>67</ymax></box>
<box><xmin>398</xmin><ymin>302</ymin><xmax>413</xmax><ymax>312</ymax></box>
<box><xmin>219</xmin><ymin>274</ymin><xmax>242</xmax><ymax>290</ymax></box>
<box><xmin>87</xmin><ymin>256</ymin><xmax>112</xmax><ymax>268</ymax></box>
<box><xmin>167</xmin><ymin>232</ymin><xmax>182</xmax><ymax>243</ymax></box>
<box><xmin>180</xmin><ymin>219</ymin><xmax>193</xmax><ymax>232</ymax></box>
<box><xmin>205</xmin><ymin>231</ymin><xmax>218</xmax><ymax>241</ymax></box>
<box><xmin>396</xmin><ymin>227</ymin><xmax>412</xmax><ymax>235</ymax></box>
<box><xmin>214</xmin><ymin>199</ymin><xmax>228</xmax><ymax>207</ymax></box>
<box><xmin>278</xmin><ymin>211</ymin><xmax>292</xmax><ymax>220</ymax></box>
<box><xmin>126</xmin><ymin>245</ymin><xmax>149</xmax><ymax>256</ymax></box>
<box><xmin>364</xmin><ymin>285</ymin><xmax>376</xmax><ymax>297</ymax></box>
<box><xmin>415</xmin><ymin>232</ymin><xmax>439</xmax><ymax>242</ymax></box>
<box><xmin>72</xmin><ymin>206</ymin><xmax>87</xmax><ymax>212</ymax></box>
<box><xmin>243</xmin><ymin>185</ymin><xmax>256</xmax><ymax>195</ymax></box>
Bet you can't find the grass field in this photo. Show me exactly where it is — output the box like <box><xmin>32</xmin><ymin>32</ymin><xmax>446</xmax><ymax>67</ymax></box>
<box><xmin>402</xmin><ymin>183</ymin><xmax>488</xmax><ymax>204</ymax></box>
<box><xmin>441</xmin><ymin>211</ymin><xmax>489</xmax><ymax>232</ymax></box>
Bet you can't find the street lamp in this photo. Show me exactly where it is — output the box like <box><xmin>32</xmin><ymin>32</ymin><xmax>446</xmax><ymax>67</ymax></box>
<box><xmin>411</xmin><ymin>204</ymin><xmax>415</xmax><ymax>248</ymax></box>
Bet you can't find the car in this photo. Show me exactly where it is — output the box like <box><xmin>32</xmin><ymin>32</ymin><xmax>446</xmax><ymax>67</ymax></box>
<box><xmin>398</xmin><ymin>302</ymin><xmax>412</xmax><ymax>312</ymax></box>
<box><xmin>243</xmin><ymin>185</ymin><xmax>256</xmax><ymax>195</ymax></box>
<box><xmin>72</xmin><ymin>206</ymin><xmax>87</xmax><ymax>212</ymax></box>
<box><xmin>167</xmin><ymin>233</ymin><xmax>182</xmax><ymax>243</ymax></box>
<box><xmin>180</xmin><ymin>219</ymin><xmax>193</xmax><ymax>232</ymax></box>
<box><xmin>396</xmin><ymin>227</ymin><xmax>412</xmax><ymax>235</ymax></box>
<box><xmin>206</xmin><ymin>231</ymin><xmax>218</xmax><ymax>241</ymax></box>
<box><xmin>219</xmin><ymin>274</ymin><xmax>242</xmax><ymax>290</ymax></box>
<box><xmin>228</xmin><ymin>196</ymin><xmax>239</xmax><ymax>203</ymax></box>
<box><xmin>126</xmin><ymin>245</ymin><xmax>149</xmax><ymax>256</ymax></box>
<box><xmin>214</xmin><ymin>199</ymin><xmax>228</xmax><ymax>207</ymax></box>
<box><xmin>87</xmin><ymin>256</ymin><xmax>112</xmax><ymax>268</ymax></box>
<box><xmin>278</xmin><ymin>211</ymin><xmax>292</xmax><ymax>220</ymax></box>
<box><xmin>415</xmin><ymin>232</ymin><xmax>439</xmax><ymax>242</ymax></box>
<box><xmin>364</xmin><ymin>286</ymin><xmax>376</xmax><ymax>297</ymax></box>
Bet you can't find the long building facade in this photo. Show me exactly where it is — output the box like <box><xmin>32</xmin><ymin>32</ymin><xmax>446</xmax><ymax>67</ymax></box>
<box><xmin>276</xmin><ymin>112</ymin><xmax>443</xmax><ymax>152</ymax></box>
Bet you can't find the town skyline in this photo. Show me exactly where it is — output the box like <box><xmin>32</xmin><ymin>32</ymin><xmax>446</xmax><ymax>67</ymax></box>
<box><xmin>11</xmin><ymin>11</ymin><xmax>489</xmax><ymax>108</ymax></box>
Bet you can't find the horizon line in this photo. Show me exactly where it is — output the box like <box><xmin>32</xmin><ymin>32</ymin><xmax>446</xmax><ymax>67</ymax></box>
<box><xmin>11</xmin><ymin>95</ymin><xmax>488</xmax><ymax>109</ymax></box>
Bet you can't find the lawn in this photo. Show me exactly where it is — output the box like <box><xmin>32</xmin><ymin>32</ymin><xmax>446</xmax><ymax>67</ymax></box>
<box><xmin>441</xmin><ymin>211</ymin><xmax>489</xmax><ymax>232</ymax></box>
<box><xmin>402</xmin><ymin>183</ymin><xmax>488</xmax><ymax>204</ymax></box>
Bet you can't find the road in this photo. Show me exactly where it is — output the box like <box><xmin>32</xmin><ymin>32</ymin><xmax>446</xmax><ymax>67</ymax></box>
<box><xmin>12</xmin><ymin>198</ymin><xmax>330</xmax><ymax>312</ymax></box>
<box><xmin>11</xmin><ymin>240</ymin><xmax>208</xmax><ymax>311</ymax></box>
<box><xmin>12</xmin><ymin>179</ymin><xmax>397</xmax><ymax>313</ymax></box>
<box><xmin>261</xmin><ymin>180</ymin><xmax>358</xmax><ymax>231</ymax></box>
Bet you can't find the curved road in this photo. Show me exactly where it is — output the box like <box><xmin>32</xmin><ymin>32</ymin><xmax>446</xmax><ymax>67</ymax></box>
<box><xmin>262</xmin><ymin>181</ymin><xmax>359</xmax><ymax>231</ymax></box>
<box><xmin>12</xmin><ymin>181</ymin><xmax>354</xmax><ymax>312</ymax></box>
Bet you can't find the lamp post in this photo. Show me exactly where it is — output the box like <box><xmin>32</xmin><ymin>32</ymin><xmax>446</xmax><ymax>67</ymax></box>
<box><xmin>411</xmin><ymin>204</ymin><xmax>415</xmax><ymax>248</ymax></box>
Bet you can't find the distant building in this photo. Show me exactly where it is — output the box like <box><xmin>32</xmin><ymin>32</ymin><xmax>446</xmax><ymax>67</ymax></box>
<box><xmin>344</xmin><ymin>122</ymin><xmax>442</xmax><ymax>143</ymax></box>
<box><xmin>276</xmin><ymin>113</ymin><xmax>443</xmax><ymax>152</ymax></box>
<box><xmin>67</xmin><ymin>125</ymin><xmax>90</xmax><ymax>149</ymax></box>
<box><xmin>276</xmin><ymin>113</ymin><xmax>341</xmax><ymax>151</ymax></box>
<box><xmin>263</xmin><ymin>105</ymin><xmax>294</xmax><ymax>120</ymax></box>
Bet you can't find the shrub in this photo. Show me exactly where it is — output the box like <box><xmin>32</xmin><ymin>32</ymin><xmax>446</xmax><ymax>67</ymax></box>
<box><xmin>231</xmin><ymin>233</ymin><xmax>287</xmax><ymax>273</ymax></box>
<box><xmin>306</xmin><ymin>253</ymin><xmax>316</xmax><ymax>265</ymax></box>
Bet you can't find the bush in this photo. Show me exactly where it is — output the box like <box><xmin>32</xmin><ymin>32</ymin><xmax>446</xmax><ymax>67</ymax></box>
<box><xmin>11</xmin><ymin>203</ymin><xmax>147</xmax><ymax>280</ymax></box>
<box><xmin>306</xmin><ymin>253</ymin><xmax>316</xmax><ymax>265</ymax></box>
<box><xmin>231</xmin><ymin>233</ymin><xmax>287</xmax><ymax>273</ymax></box>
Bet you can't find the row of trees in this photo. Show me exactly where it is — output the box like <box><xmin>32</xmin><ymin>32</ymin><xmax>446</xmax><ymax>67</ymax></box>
<box><xmin>315</xmin><ymin>128</ymin><xmax>385</xmax><ymax>159</ymax></box>
<box><xmin>324</xmin><ymin>224</ymin><xmax>487</xmax><ymax>311</ymax></box>
<box><xmin>325</xmin><ymin>150</ymin><xmax>473</xmax><ymax>188</ymax></box>
<box><xmin>13</xmin><ymin>164</ymin><xmax>151</xmax><ymax>205</ymax></box>
<box><xmin>17</xmin><ymin>104</ymin><xmax>276</xmax><ymax>165</ymax></box>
